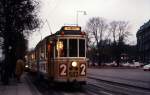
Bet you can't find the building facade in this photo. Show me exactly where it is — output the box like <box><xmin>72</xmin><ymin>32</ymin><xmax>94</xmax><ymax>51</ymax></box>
<box><xmin>136</xmin><ymin>20</ymin><xmax>150</xmax><ymax>64</ymax></box>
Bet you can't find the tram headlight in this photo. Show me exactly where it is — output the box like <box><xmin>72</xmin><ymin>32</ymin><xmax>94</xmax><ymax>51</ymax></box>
<box><xmin>72</xmin><ymin>61</ymin><xmax>77</xmax><ymax>67</ymax></box>
<box><xmin>25</xmin><ymin>65</ymin><xmax>29</xmax><ymax>68</ymax></box>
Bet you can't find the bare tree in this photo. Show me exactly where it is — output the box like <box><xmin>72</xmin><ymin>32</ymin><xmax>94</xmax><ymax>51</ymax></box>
<box><xmin>85</xmin><ymin>17</ymin><xmax>132</xmax><ymax>66</ymax></box>
<box><xmin>109</xmin><ymin>21</ymin><xmax>131</xmax><ymax>66</ymax></box>
<box><xmin>109</xmin><ymin>21</ymin><xmax>131</xmax><ymax>45</ymax></box>
<box><xmin>117</xmin><ymin>21</ymin><xmax>131</xmax><ymax>44</ymax></box>
<box><xmin>109</xmin><ymin>21</ymin><xmax>118</xmax><ymax>44</ymax></box>
<box><xmin>86</xmin><ymin>17</ymin><xmax>108</xmax><ymax>65</ymax></box>
<box><xmin>86</xmin><ymin>17</ymin><xmax>108</xmax><ymax>48</ymax></box>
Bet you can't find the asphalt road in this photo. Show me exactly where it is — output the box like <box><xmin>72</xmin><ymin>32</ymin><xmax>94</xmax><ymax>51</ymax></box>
<box><xmin>88</xmin><ymin>68</ymin><xmax>150</xmax><ymax>82</ymax></box>
<box><xmin>87</xmin><ymin>68</ymin><xmax>150</xmax><ymax>95</ymax></box>
<box><xmin>28</xmin><ymin>68</ymin><xmax>150</xmax><ymax>95</ymax></box>
<box><xmin>87</xmin><ymin>68</ymin><xmax>150</xmax><ymax>89</ymax></box>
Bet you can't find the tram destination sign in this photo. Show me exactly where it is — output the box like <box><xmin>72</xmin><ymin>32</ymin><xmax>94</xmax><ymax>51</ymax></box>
<box><xmin>63</xmin><ymin>26</ymin><xmax>81</xmax><ymax>31</ymax></box>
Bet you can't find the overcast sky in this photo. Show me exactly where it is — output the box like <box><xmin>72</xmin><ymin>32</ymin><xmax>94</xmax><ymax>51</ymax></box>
<box><xmin>28</xmin><ymin>0</ymin><xmax>150</xmax><ymax>49</ymax></box>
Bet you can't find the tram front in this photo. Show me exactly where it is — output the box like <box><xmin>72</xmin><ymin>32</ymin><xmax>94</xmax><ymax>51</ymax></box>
<box><xmin>54</xmin><ymin>26</ymin><xmax>87</xmax><ymax>84</ymax></box>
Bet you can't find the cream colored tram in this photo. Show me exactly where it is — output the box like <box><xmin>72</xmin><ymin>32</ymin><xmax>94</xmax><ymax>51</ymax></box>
<box><xmin>33</xmin><ymin>26</ymin><xmax>87</xmax><ymax>84</ymax></box>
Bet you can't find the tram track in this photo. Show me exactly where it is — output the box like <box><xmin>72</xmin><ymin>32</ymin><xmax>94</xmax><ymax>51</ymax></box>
<box><xmin>88</xmin><ymin>73</ymin><xmax>149</xmax><ymax>85</ymax></box>
<box><xmin>88</xmin><ymin>76</ymin><xmax>150</xmax><ymax>90</ymax></box>
<box><xmin>84</xmin><ymin>84</ymin><xmax>125</xmax><ymax>95</ymax></box>
<box><xmin>26</xmin><ymin>72</ymin><xmax>150</xmax><ymax>95</ymax></box>
<box><xmin>87</xmin><ymin>76</ymin><xmax>150</xmax><ymax>95</ymax></box>
<box><xmin>26</xmin><ymin>73</ymin><xmax>114</xmax><ymax>95</ymax></box>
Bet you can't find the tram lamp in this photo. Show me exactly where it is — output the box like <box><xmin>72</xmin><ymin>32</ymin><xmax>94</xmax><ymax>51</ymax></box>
<box><xmin>60</xmin><ymin>31</ymin><xmax>65</xmax><ymax>35</ymax></box>
<box><xmin>80</xmin><ymin>32</ymin><xmax>86</xmax><ymax>35</ymax></box>
<box><xmin>48</xmin><ymin>44</ymin><xmax>51</xmax><ymax>52</ymax></box>
<box><xmin>72</xmin><ymin>61</ymin><xmax>77</xmax><ymax>67</ymax></box>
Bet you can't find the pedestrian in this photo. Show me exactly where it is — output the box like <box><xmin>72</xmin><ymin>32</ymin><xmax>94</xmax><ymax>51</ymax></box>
<box><xmin>15</xmin><ymin>58</ymin><xmax>25</xmax><ymax>82</ymax></box>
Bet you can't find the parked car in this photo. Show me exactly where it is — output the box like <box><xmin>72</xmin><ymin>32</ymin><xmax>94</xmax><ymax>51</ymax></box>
<box><xmin>142</xmin><ymin>64</ymin><xmax>150</xmax><ymax>71</ymax></box>
<box><xmin>105</xmin><ymin>61</ymin><xmax>117</xmax><ymax>67</ymax></box>
<box><xmin>133</xmin><ymin>62</ymin><xmax>144</xmax><ymax>67</ymax></box>
<box><xmin>121</xmin><ymin>62</ymin><xmax>130</xmax><ymax>67</ymax></box>
<box><xmin>129</xmin><ymin>62</ymin><xmax>144</xmax><ymax>68</ymax></box>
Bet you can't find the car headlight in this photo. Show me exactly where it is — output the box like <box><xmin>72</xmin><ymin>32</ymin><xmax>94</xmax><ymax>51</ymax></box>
<box><xmin>72</xmin><ymin>61</ymin><xmax>77</xmax><ymax>67</ymax></box>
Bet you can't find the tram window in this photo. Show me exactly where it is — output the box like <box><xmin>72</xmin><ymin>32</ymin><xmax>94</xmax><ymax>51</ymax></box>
<box><xmin>59</xmin><ymin>39</ymin><xmax>67</xmax><ymax>57</ymax></box>
<box><xmin>79</xmin><ymin>39</ymin><xmax>85</xmax><ymax>57</ymax></box>
<box><xmin>69</xmin><ymin>39</ymin><xmax>77</xmax><ymax>57</ymax></box>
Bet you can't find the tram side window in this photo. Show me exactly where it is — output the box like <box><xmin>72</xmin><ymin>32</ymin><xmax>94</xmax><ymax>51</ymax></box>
<box><xmin>69</xmin><ymin>39</ymin><xmax>77</xmax><ymax>57</ymax></box>
<box><xmin>79</xmin><ymin>39</ymin><xmax>85</xmax><ymax>57</ymax></box>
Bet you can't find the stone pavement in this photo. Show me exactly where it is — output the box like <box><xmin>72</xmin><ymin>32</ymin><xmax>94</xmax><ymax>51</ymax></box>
<box><xmin>0</xmin><ymin>73</ymin><xmax>41</xmax><ymax>95</ymax></box>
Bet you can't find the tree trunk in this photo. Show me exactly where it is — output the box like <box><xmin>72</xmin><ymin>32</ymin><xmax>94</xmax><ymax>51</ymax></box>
<box><xmin>1</xmin><ymin>35</ymin><xmax>11</xmax><ymax>84</ymax></box>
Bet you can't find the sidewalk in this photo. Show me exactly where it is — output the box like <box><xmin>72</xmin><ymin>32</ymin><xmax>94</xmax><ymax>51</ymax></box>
<box><xmin>0</xmin><ymin>73</ymin><xmax>41</xmax><ymax>95</ymax></box>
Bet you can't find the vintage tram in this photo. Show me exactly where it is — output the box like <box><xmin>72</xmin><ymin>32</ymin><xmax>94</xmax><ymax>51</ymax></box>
<box><xmin>27</xmin><ymin>26</ymin><xmax>87</xmax><ymax>84</ymax></box>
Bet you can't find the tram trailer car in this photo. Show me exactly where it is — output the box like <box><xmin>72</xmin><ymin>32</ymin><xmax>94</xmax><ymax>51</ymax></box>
<box><xmin>29</xmin><ymin>26</ymin><xmax>87</xmax><ymax>84</ymax></box>
<box><xmin>24</xmin><ymin>50</ymin><xmax>37</xmax><ymax>73</ymax></box>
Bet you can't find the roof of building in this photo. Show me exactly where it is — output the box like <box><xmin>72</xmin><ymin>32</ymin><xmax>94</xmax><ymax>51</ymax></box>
<box><xmin>138</xmin><ymin>20</ymin><xmax>150</xmax><ymax>32</ymax></box>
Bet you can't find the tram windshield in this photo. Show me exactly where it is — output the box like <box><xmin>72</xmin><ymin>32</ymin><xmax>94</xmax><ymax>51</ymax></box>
<box><xmin>56</xmin><ymin>39</ymin><xmax>85</xmax><ymax>57</ymax></box>
<box><xmin>69</xmin><ymin>39</ymin><xmax>77</xmax><ymax>57</ymax></box>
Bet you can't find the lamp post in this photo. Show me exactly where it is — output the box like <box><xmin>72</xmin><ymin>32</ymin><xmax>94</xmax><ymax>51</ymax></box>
<box><xmin>76</xmin><ymin>10</ymin><xmax>87</xmax><ymax>26</ymax></box>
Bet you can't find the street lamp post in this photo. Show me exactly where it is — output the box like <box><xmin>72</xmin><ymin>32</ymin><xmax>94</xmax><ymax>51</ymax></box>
<box><xmin>76</xmin><ymin>10</ymin><xmax>87</xmax><ymax>26</ymax></box>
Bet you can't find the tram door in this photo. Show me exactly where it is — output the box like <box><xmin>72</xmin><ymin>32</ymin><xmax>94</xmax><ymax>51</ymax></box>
<box><xmin>47</xmin><ymin>42</ymin><xmax>54</xmax><ymax>79</ymax></box>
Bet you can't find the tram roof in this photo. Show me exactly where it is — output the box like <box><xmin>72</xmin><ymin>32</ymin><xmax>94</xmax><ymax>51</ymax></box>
<box><xmin>35</xmin><ymin>26</ymin><xmax>84</xmax><ymax>48</ymax></box>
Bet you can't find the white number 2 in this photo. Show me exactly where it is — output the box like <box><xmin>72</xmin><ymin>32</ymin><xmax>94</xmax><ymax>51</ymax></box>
<box><xmin>60</xmin><ymin>64</ymin><xmax>67</xmax><ymax>76</ymax></box>
<box><xmin>80</xmin><ymin>64</ymin><xmax>86</xmax><ymax>75</ymax></box>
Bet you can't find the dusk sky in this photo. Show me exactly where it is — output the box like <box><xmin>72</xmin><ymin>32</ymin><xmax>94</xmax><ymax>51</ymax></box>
<box><xmin>28</xmin><ymin>0</ymin><xmax>150</xmax><ymax>49</ymax></box>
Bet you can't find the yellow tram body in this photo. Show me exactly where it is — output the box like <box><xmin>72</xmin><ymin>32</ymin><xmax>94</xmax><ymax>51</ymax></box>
<box><xmin>27</xmin><ymin>26</ymin><xmax>87</xmax><ymax>84</ymax></box>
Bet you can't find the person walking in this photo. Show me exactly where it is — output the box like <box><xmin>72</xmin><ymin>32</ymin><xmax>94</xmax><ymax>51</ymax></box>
<box><xmin>15</xmin><ymin>59</ymin><xmax>25</xmax><ymax>82</ymax></box>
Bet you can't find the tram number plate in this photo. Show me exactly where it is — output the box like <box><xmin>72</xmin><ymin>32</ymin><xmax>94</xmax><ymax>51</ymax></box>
<box><xmin>69</xmin><ymin>72</ymin><xmax>78</xmax><ymax>77</ymax></box>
